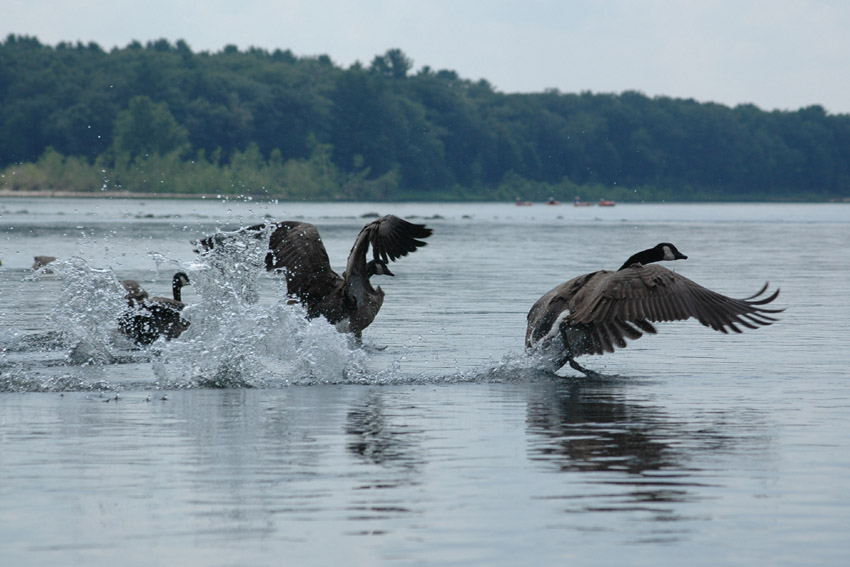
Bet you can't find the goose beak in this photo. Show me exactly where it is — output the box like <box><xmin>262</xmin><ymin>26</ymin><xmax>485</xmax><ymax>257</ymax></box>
<box><xmin>676</xmin><ymin>252</ymin><xmax>688</xmax><ymax>260</ymax></box>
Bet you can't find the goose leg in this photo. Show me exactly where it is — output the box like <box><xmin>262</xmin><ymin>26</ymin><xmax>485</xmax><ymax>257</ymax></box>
<box><xmin>558</xmin><ymin>325</ymin><xmax>601</xmax><ymax>378</ymax></box>
<box><xmin>566</xmin><ymin>355</ymin><xmax>601</xmax><ymax>378</ymax></box>
<box><xmin>349</xmin><ymin>333</ymin><xmax>388</xmax><ymax>352</ymax></box>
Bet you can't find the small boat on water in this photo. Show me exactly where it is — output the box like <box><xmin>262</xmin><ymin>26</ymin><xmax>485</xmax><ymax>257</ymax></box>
<box><xmin>573</xmin><ymin>196</ymin><xmax>592</xmax><ymax>207</ymax></box>
<box><xmin>546</xmin><ymin>197</ymin><xmax>561</xmax><ymax>206</ymax></box>
<box><xmin>598</xmin><ymin>199</ymin><xmax>616</xmax><ymax>207</ymax></box>
<box><xmin>515</xmin><ymin>198</ymin><xmax>533</xmax><ymax>206</ymax></box>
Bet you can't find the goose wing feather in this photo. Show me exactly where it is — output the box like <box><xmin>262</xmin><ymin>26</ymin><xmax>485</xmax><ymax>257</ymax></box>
<box><xmin>120</xmin><ymin>280</ymin><xmax>149</xmax><ymax>304</ymax></box>
<box><xmin>263</xmin><ymin>221</ymin><xmax>343</xmax><ymax>307</ymax></box>
<box><xmin>197</xmin><ymin>220</ymin><xmax>342</xmax><ymax>305</ymax></box>
<box><xmin>570</xmin><ymin>264</ymin><xmax>783</xmax><ymax>333</ymax></box>
<box><xmin>346</xmin><ymin>215</ymin><xmax>433</xmax><ymax>276</ymax></box>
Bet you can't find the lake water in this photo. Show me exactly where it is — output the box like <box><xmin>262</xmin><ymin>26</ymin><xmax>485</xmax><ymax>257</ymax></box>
<box><xmin>1</xmin><ymin>198</ymin><xmax>849</xmax><ymax>566</ymax></box>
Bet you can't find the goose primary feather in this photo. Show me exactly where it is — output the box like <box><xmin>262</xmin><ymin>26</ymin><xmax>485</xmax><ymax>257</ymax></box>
<box><xmin>196</xmin><ymin>215</ymin><xmax>432</xmax><ymax>337</ymax></box>
<box><xmin>119</xmin><ymin>272</ymin><xmax>191</xmax><ymax>345</ymax></box>
<box><xmin>526</xmin><ymin>243</ymin><xmax>783</xmax><ymax>376</ymax></box>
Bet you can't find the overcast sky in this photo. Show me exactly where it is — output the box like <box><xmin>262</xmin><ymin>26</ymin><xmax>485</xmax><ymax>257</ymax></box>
<box><xmin>5</xmin><ymin>0</ymin><xmax>850</xmax><ymax>114</ymax></box>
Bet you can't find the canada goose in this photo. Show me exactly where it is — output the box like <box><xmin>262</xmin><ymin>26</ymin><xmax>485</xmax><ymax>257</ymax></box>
<box><xmin>32</xmin><ymin>256</ymin><xmax>57</xmax><ymax>270</ymax></box>
<box><xmin>196</xmin><ymin>215</ymin><xmax>432</xmax><ymax>337</ymax></box>
<box><xmin>118</xmin><ymin>272</ymin><xmax>191</xmax><ymax>345</ymax></box>
<box><xmin>526</xmin><ymin>243</ymin><xmax>783</xmax><ymax>376</ymax></box>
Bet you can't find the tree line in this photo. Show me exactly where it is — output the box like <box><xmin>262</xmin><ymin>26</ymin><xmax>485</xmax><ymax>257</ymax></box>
<box><xmin>1</xmin><ymin>34</ymin><xmax>848</xmax><ymax>201</ymax></box>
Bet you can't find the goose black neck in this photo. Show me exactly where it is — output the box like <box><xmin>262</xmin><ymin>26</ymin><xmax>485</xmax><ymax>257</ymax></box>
<box><xmin>172</xmin><ymin>275</ymin><xmax>185</xmax><ymax>302</ymax></box>
<box><xmin>618</xmin><ymin>247</ymin><xmax>663</xmax><ymax>271</ymax></box>
<box><xmin>618</xmin><ymin>243</ymin><xmax>686</xmax><ymax>270</ymax></box>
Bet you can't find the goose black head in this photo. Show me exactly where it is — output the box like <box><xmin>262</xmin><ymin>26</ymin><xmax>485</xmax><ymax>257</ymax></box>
<box><xmin>366</xmin><ymin>259</ymin><xmax>395</xmax><ymax>277</ymax></box>
<box><xmin>655</xmin><ymin>243</ymin><xmax>688</xmax><ymax>262</ymax></box>
<box><xmin>173</xmin><ymin>272</ymin><xmax>191</xmax><ymax>288</ymax></box>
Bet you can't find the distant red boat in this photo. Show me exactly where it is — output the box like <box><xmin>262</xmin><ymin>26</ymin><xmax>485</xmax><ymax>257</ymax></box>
<box><xmin>573</xmin><ymin>196</ymin><xmax>592</xmax><ymax>207</ymax></box>
<box><xmin>515</xmin><ymin>198</ymin><xmax>533</xmax><ymax>206</ymax></box>
<box><xmin>546</xmin><ymin>197</ymin><xmax>561</xmax><ymax>206</ymax></box>
<box><xmin>598</xmin><ymin>199</ymin><xmax>616</xmax><ymax>207</ymax></box>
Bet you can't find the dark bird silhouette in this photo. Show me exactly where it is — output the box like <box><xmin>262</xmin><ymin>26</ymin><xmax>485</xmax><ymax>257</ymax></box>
<box><xmin>196</xmin><ymin>215</ymin><xmax>432</xmax><ymax>337</ymax></box>
<box><xmin>526</xmin><ymin>243</ymin><xmax>783</xmax><ymax>376</ymax></box>
<box><xmin>119</xmin><ymin>272</ymin><xmax>191</xmax><ymax>345</ymax></box>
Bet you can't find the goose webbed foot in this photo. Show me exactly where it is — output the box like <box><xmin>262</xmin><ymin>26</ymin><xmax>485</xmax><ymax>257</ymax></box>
<box><xmin>566</xmin><ymin>355</ymin><xmax>603</xmax><ymax>379</ymax></box>
<box><xmin>348</xmin><ymin>334</ymin><xmax>388</xmax><ymax>352</ymax></box>
<box><xmin>558</xmin><ymin>355</ymin><xmax>606</xmax><ymax>378</ymax></box>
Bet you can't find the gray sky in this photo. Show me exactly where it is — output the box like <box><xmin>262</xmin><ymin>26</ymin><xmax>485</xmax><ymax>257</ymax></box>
<box><xmin>5</xmin><ymin>0</ymin><xmax>850</xmax><ymax>114</ymax></box>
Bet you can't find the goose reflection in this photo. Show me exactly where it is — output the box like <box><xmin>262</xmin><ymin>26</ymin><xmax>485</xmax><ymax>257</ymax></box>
<box><xmin>524</xmin><ymin>379</ymin><xmax>763</xmax><ymax>523</ymax></box>
<box><xmin>344</xmin><ymin>390</ymin><xmax>424</xmax><ymax>527</ymax></box>
<box><xmin>346</xmin><ymin>391</ymin><xmax>424</xmax><ymax>473</ymax></box>
<box><xmin>527</xmin><ymin>380</ymin><xmax>675</xmax><ymax>475</ymax></box>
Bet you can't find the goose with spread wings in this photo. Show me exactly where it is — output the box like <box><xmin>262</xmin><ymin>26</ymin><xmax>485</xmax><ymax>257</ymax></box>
<box><xmin>526</xmin><ymin>243</ymin><xmax>783</xmax><ymax>376</ymax></box>
<box><xmin>197</xmin><ymin>215</ymin><xmax>432</xmax><ymax>337</ymax></box>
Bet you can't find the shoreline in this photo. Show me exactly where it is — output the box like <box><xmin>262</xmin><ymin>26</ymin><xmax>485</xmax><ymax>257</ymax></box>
<box><xmin>1</xmin><ymin>189</ymin><xmax>848</xmax><ymax>204</ymax></box>
<box><xmin>0</xmin><ymin>189</ymin><xmax>228</xmax><ymax>199</ymax></box>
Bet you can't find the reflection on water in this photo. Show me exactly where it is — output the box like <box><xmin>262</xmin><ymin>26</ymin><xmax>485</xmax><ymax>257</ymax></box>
<box><xmin>528</xmin><ymin>379</ymin><xmax>676</xmax><ymax>474</ymax></box>
<box><xmin>524</xmin><ymin>378</ymin><xmax>771</xmax><ymax>536</ymax></box>
<box><xmin>346</xmin><ymin>391</ymin><xmax>424</xmax><ymax>473</ymax></box>
<box><xmin>345</xmin><ymin>391</ymin><xmax>425</xmax><ymax>530</ymax></box>
<box><xmin>0</xmin><ymin>375</ymin><xmax>839</xmax><ymax>566</ymax></box>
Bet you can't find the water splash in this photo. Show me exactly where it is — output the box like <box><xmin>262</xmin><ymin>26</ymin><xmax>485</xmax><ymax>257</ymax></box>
<box><xmin>49</xmin><ymin>257</ymin><xmax>129</xmax><ymax>364</ymax></box>
<box><xmin>2</xmin><ymin>230</ymin><xmax>543</xmax><ymax>391</ymax></box>
<box><xmin>151</xmin><ymin>226</ymin><xmax>368</xmax><ymax>388</ymax></box>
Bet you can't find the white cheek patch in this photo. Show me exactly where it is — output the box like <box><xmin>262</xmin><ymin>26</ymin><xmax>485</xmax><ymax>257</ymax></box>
<box><xmin>662</xmin><ymin>245</ymin><xmax>674</xmax><ymax>261</ymax></box>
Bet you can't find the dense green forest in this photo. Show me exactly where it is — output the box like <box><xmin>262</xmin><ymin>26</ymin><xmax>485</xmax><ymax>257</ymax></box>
<box><xmin>1</xmin><ymin>34</ymin><xmax>849</xmax><ymax>201</ymax></box>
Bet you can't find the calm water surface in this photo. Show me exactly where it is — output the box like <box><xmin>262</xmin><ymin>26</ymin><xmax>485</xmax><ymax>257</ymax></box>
<box><xmin>1</xmin><ymin>198</ymin><xmax>849</xmax><ymax>566</ymax></box>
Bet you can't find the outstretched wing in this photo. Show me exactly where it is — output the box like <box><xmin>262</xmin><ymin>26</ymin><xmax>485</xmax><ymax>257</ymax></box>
<box><xmin>195</xmin><ymin>221</ymin><xmax>342</xmax><ymax>309</ymax></box>
<box><xmin>567</xmin><ymin>264</ymin><xmax>783</xmax><ymax>354</ymax></box>
<box><xmin>263</xmin><ymin>221</ymin><xmax>343</xmax><ymax>307</ymax></box>
<box><xmin>345</xmin><ymin>215</ymin><xmax>433</xmax><ymax>277</ymax></box>
<box><xmin>571</xmin><ymin>265</ymin><xmax>783</xmax><ymax>331</ymax></box>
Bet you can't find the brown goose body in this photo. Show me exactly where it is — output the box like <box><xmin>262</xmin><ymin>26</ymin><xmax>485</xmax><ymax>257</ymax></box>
<box><xmin>197</xmin><ymin>215</ymin><xmax>432</xmax><ymax>337</ymax></box>
<box><xmin>32</xmin><ymin>256</ymin><xmax>57</xmax><ymax>270</ymax></box>
<box><xmin>526</xmin><ymin>243</ymin><xmax>783</xmax><ymax>376</ymax></box>
<box><xmin>119</xmin><ymin>272</ymin><xmax>191</xmax><ymax>345</ymax></box>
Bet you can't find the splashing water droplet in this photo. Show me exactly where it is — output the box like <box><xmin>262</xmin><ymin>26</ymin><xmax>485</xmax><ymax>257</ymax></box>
<box><xmin>153</xmin><ymin>226</ymin><xmax>367</xmax><ymax>387</ymax></box>
<box><xmin>50</xmin><ymin>257</ymin><xmax>128</xmax><ymax>364</ymax></box>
